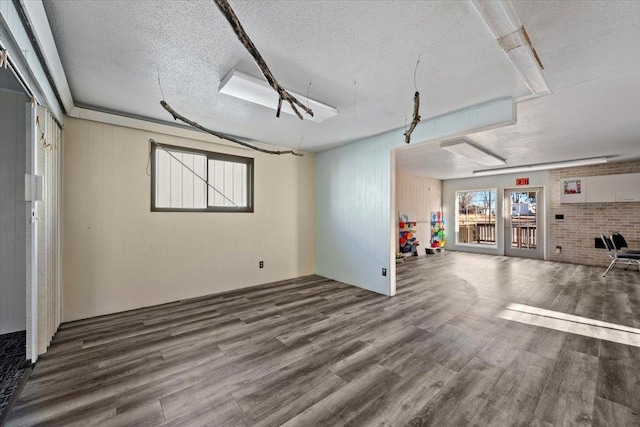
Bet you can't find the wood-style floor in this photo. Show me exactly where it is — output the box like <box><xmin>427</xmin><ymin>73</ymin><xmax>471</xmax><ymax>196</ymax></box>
<box><xmin>6</xmin><ymin>252</ymin><xmax>640</xmax><ymax>426</ymax></box>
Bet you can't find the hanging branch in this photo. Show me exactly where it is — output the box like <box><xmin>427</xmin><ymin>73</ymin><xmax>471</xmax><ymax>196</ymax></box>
<box><xmin>160</xmin><ymin>101</ymin><xmax>303</xmax><ymax>156</ymax></box>
<box><xmin>404</xmin><ymin>91</ymin><xmax>420</xmax><ymax>144</ymax></box>
<box><xmin>0</xmin><ymin>49</ymin><xmax>8</xmax><ymax>68</ymax></box>
<box><xmin>213</xmin><ymin>0</ymin><xmax>313</xmax><ymax>120</ymax></box>
<box><xmin>36</xmin><ymin>116</ymin><xmax>50</xmax><ymax>149</ymax></box>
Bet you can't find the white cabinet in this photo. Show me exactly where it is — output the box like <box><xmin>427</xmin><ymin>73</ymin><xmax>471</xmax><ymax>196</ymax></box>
<box><xmin>560</xmin><ymin>177</ymin><xmax>586</xmax><ymax>203</ymax></box>
<box><xmin>560</xmin><ymin>173</ymin><xmax>640</xmax><ymax>203</ymax></box>
<box><xmin>616</xmin><ymin>174</ymin><xmax>640</xmax><ymax>202</ymax></box>
<box><xmin>585</xmin><ymin>175</ymin><xmax>616</xmax><ymax>202</ymax></box>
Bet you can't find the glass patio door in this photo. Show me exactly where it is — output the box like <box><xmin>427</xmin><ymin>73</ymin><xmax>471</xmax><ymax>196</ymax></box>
<box><xmin>504</xmin><ymin>188</ymin><xmax>544</xmax><ymax>259</ymax></box>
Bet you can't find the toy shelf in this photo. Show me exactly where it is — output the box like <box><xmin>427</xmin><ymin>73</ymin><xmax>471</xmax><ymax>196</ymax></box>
<box><xmin>427</xmin><ymin>211</ymin><xmax>445</xmax><ymax>254</ymax></box>
<box><xmin>398</xmin><ymin>214</ymin><xmax>419</xmax><ymax>257</ymax></box>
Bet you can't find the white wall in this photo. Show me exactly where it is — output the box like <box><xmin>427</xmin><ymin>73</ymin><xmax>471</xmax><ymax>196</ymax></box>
<box><xmin>63</xmin><ymin>117</ymin><xmax>315</xmax><ymax>321</ymax></box>
<box><xmin>442</xmin><ymin>170</ymin><xmax>549</xmax><ymax>257</ymax></box>
<box><xmin>316</xmin><ymin>133</ymin><xmax>395</xmax><ymax>295</ymax></box>
<box><xmin>316</xmin><ymin>98</ymin><xmax>515</xmax><ymax>296</ymax></box>
<box><xmin>395</xmin><ymin>173</ymin><xmax>442</xmax><ymax>254</ymax></box>
<box><xmin>0</xmin><ymin>89</ymin><xmax>27</xmax><ymax>334</ymax></box>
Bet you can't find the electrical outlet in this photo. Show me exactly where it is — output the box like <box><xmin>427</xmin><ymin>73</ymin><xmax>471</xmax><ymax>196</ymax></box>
<box><xmin>382</xmin><ymin>268</ymin><xmax>387</xmax><ymax>276</ymax></box>
<box><xmin>259</xmin><ymin>261</ymin><xmax>264</xmax><ymax>268</ymax></box>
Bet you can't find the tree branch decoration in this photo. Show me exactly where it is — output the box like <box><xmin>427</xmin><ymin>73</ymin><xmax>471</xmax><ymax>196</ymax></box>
<box><xmin>404</xmin><ymin>91</ymin><xmax>420</xmax><ymax>144</ymax></box>
<box><xmin>160</xmin><ymin>101</ymin><xmax>303</xmax><ymax>156</ymax></box>
<box><xmin>214</xmin><ymin>0</ymin><xmax>313</xmax><ymax>120</ymax></box>
<box><xmin>0</xmin><ymin>49</ymin><xmax>8</xmax><ymax>69</ymax></box>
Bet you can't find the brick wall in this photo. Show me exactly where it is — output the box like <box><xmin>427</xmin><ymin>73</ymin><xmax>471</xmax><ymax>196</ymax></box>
<box><xmin>549</xmin><ymin>160</ymin><xmax>640</xmax><ymax>267</ymax></box>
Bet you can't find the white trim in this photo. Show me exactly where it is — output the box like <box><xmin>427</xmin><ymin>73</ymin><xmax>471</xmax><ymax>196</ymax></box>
<box><xmin>454</xmin><ymin>187</ymin><xmax>499</xmax><ymax>248</ymax></box>
<box><xmin>389</xmin><ymin>149</ymin><xmax>397</xmax><ymax>296</ymax></box>
<box><xmin>19</xmin><ymin>0</ymin><xmax>74</xmax><ymax>113</ymax></box>
<box><xmin>56</xmin><ymin>128</ymin><xmax>62</xmax><ymax>327</ymax></box>
<box><xmin>503</xmin><ymin>186</ymin><xmax>545</xmax><ymax>260</ymax></box>
<box><xmin>0</xmin><ymin>0</ymin><xmax>64</xmax><ymax>121</ymax></box>
<box><xmin>68</xmin><ymin>106</ymin><xmax>265</xmax><ymax>152</ymax></box>
<box><xmin>454</xmin><ymin>242</ymin><xmax>499</xmax><ymax>248</ymax></box>
<box><xmin>28</xmin><ymin>103</ymin><xmax>38</xmax><ymax>363</ymax></box>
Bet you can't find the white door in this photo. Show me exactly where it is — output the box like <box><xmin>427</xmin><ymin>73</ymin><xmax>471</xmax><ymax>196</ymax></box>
<box><xmin>504</xmin><ymin>188</ymin><xmax>544</xmax><ymax>259</ymax></box>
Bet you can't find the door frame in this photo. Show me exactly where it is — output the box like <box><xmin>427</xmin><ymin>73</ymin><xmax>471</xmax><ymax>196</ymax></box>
<box><xmin>503</xmin><ymin>187</ymin><xmax>545</xmax><ymax>260</ymax></box>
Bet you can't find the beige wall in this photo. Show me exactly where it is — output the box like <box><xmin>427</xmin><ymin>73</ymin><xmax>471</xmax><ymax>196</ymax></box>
<box><xmin>549</xmin><ymin>160</ymin><xmax>640</xmax><ymax>267</ymax></box>
<box><xmin>396</xmin><ymin>172</ymin><xmax>442</xmax><ymax>253</ymax></box>
<box><xmin>63</xmin><ymin>117</ymin><xmax>315</xmax><ymax>321</ymax></box>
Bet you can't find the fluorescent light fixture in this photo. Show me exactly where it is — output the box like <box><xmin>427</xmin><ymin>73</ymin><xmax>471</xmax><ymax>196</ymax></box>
<box><xmin>441</xmin><ymin>139</ymin><xmax>506</xmax><ymax>166</ymax></box>
<box><xmin>218</xmin><ymin>69</ymin><xmax>338</xmax><ymax>123</ymax></box>
<box><xmin>472</xmin><ymin>157</ymin><xmax>608</xmax><ymax>176</ymax></box>
<box><xmin>471</xmin><ymin>0</ymin><xmax>551</xmax><ymax>98</ymax></box>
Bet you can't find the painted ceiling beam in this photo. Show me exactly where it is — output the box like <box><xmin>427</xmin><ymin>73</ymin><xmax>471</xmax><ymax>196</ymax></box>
<box><xmin>19</xmin><ymin>0</ymin><xmax>74</xmax><ymax>114</ymax></box>
<box><xmin>471</xmin><ymin>0</ymin><xmax>551</xmax><ymax>100</ymax></box>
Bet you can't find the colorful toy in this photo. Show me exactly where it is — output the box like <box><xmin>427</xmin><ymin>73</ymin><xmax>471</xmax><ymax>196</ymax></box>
<box><xmin>398</xmin><ymin>213</ymin><xmax>419</xmax><ymax>255</ymax></box>
<box><xmin>430</xmin><ymin>211</ymin><xmax>445</xmax><ymax>251</ymax></box>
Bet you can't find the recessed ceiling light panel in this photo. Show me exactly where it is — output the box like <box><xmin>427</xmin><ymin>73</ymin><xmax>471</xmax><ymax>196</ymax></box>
<box><xmin>472</xmin><ymin>157</ymin><xmax>608</xmax><ymax>176</ymax></box>
<box><xmin>218</xmin><ymin>69</ymin><xmax>338</xmax><ymax>123</ymax></box>
<box><xmin>441</xmin><ymin>139</ymin><xmax>506</xmax><ymax>166</ymax></box>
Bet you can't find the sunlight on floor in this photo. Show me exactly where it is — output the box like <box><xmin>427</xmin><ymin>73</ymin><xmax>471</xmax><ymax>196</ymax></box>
<box><xmin>497</xmin><ymin>303</ymin><xmax>640</xmax><ymax>348</ymax></box>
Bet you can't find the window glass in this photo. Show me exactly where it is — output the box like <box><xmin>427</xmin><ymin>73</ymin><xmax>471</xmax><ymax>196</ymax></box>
<box><xmin>456</xmin><ymin>190</ymin><xmax>497</xmax><ymax>245</ymax></box>
<box><xmin>208</xmin><ymin>159</ymin><xmax>248</xmax><ymax>208</ymax></box>
<box><xmin>152</xmin><ymin>143</ymin><xmax>253</xmax><ymax>212</ymax></box>
<box><xmin>155</xmin><ymin>150</ymin><xmax>207</xmax><ymax>209</ymax></box>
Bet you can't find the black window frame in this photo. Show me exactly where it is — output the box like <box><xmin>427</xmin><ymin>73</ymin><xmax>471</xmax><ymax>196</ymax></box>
<box><xmin>151</xmin><ymin>143</ymin><xmax>254</xmax><ymax>213</ymax></box>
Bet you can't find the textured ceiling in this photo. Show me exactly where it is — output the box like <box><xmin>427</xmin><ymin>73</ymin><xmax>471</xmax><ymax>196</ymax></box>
<box><xmin>398</xmin><ymin>0</ymin><xmax>640</xmax><ymax>179</ymax></box>
<box><xmin>397</xmin><ymin>69</ymin><xmax>640</xmax><ymax>179</ymax></box>
<box><xmin>42</xmin><ymin>1</ymin><xmax>640</xmax><ymax>176</ymax></box>
<box><xmin>43</xmin><ymin>0</ymin><xmax>529</xmax><ymax>152</ymax></box>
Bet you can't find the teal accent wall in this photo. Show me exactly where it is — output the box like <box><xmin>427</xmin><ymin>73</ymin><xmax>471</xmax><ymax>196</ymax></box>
<box><xmin>315</xmin><ymin>98</ymin><xmax>516</xmax><ymax>295</ymax></box>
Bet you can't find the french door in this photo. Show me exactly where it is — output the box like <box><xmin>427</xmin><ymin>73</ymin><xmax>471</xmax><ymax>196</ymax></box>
<box><xmin>504</xmin><ymin>188</ymin><xmax>544</xmax><ymax>259</ymax></box>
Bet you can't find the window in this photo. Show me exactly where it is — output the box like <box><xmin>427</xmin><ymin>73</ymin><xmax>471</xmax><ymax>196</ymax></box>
<box><xmin>151</xmin><ymin>143</ymin><xmax>253</xmax><ymax>212</ymax></box>
<box><xmin>456</xmin><ymin>189</ymin><xmax>496</xmax><ymax>245</ymax></box>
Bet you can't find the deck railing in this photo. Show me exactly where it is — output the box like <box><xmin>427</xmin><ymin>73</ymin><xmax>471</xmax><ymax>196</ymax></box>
<box><xmin>458</xmin><ymin>223</ymin><xmax>496</xmax><ymax>244</ymax></box>
<box><xmin>458</xmin><ymin>222</ymin><xmax>537</xmax><ymax>248</ymax></box>
<box><xmin>511</xmin><ymin>223</ymin><xmax>537</xmax><ymax>249</ymax></box>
